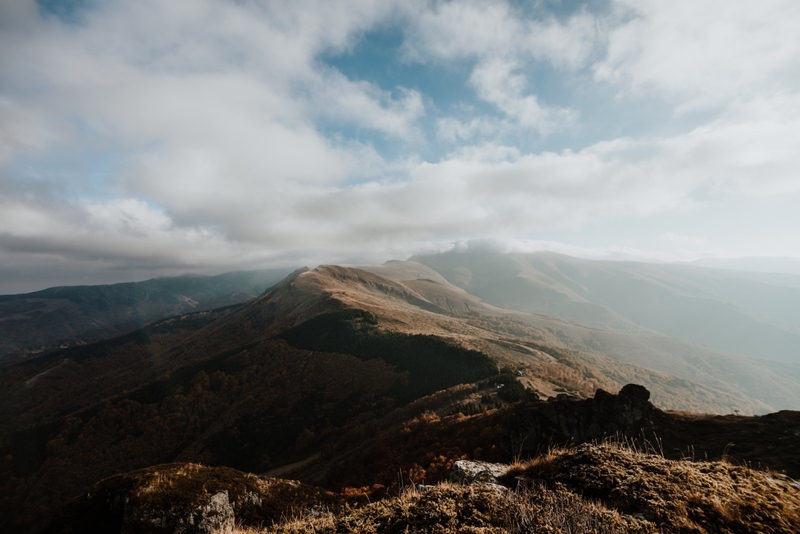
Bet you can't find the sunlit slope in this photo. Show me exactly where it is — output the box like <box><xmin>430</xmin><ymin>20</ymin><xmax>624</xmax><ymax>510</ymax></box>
<box><xmin>412</xmin><ymin>250</ymin><xmax>800</xmax><ymax>364</ymax></box>
<box><xmin>223</xmin><ymin>264</ymin><xmax>773</xmax><ymax>414</ymax></box>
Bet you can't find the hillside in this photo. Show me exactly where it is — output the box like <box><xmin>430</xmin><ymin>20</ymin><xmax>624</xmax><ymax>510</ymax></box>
<box><xmin>2</xmin><ymin>265</ymin><xmax>784</xmax><ymax>532</ymax></box>
<box><xmin>45</xmin><ymin>442</ymin><xmax>800</xmax><ymax>534</ymax></box>
<box><xmin>0</xmin><ymin>268</ymin><xmax>293</xmax><ymax>361</ymax></box>
<box><xmin>44</xmin><ymin>387</ymin><xmax>800</xmax><ymax>534</ymax></box>
<box><xmin>412</xmin><ymin>250</ymin><xmax>800</xmax><ymax>364</ymax></box>
<box><xmin>407</xmin><ymin>251</ymin><xmax>800</xmax><ymax>409</ymax></box>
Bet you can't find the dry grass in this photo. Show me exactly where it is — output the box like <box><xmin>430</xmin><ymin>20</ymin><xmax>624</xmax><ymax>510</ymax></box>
<box><xmin>134</xmin><ymin>463</ymin><xmax>205</xmax><ymax>496</ymax></box>
<box><xmin>230</xmin><ymin>482</ymin><xmax>648</xmax><ymax>534</ymax></box>
<box><xmin>231</xmin><ymin>442</ymin><xmax>799</xmax><ymax>534</ymax></box>
<box><xmin>505</xmin><ymin>442</ymin><xmax>800</xmax><ymax>534</ymax></box>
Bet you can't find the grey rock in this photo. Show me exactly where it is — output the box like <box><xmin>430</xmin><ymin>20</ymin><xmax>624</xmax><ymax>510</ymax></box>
<box><xmin>450</xmin><ymin>460</ymin><xmax>508</xmax><ymax>485</ymax></box>
<box><xmin>121</xmin><ymin>490</ymin><xmax>234</xmax><ymax>534</ymax></box>
<box><xmin>507</xmin><ymin>384</ymin><xmax>656</xmax><ymax>459</ymax></box>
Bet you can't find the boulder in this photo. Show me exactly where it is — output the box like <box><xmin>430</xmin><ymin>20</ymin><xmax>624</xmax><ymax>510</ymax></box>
<box><xmin>506</xmin><ymin>384</ymin><xmax>656</xmax><ymax>459</ymax></box>
<box><xmin>44</xmin><ymin>463</ymin><xmax>338</xmax><ymax>534</ymax></box>
<box><xmin>450</xmin><ymin>460</ymin><xmax>508</xmax><ymax>485</ymax></box>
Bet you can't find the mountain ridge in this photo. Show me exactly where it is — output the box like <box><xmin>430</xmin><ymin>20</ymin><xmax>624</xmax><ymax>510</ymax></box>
<box><xmin>0</xmin><ymin>268</ymin><xmax>294</xmax><ymax>360</ymax></box>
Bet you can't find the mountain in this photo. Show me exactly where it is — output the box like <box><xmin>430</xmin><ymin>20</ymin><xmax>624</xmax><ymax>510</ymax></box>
<box><xmin>4</xmin><ymin>264</ymin><xmax>791</xmax><ymax>532</ymax></box>
<box><xmin>692</xmin><ymin>256</ymin><xmax>800</xmax><ymax>276</ymax></box>
<box><xmin>411</xmin><ymin>251</ymin><xmax>800</xmax><ymax>363</ymax></box>
<box><xmin>0</xmin><ymin>268</ymin><xmax>293</xmax><ymax>361</ymax></box>
<box><xmin>408</xmin><ymin>250</ymin><xmax>800</xmax><ymax>404</ymax></box>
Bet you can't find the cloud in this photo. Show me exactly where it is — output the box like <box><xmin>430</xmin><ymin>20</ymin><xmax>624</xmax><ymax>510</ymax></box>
<box><xmin>438</xmin><ymin>237</ymin><xmax>713</xmax><ymax>264</ymax></box>
<box><xmin>401</xmin><ymin>0</ymin><xmax>598</xmax><ymax>69</ymax></box>
<box><xmin>596</xmin><ymin>0</ymin><xmax>800</xmax><ymax>110</ymax></box>
<box><xmin>1</xmin><ymin>0</ymin><xmax>800</xmax><ymax>291</ymax></box>
<box><xmin>401</xmin><ymin>0</ymin><xmax>594</xmax><ymax>135</ymax></box>
<box><xmin>0</xmin><ymin>0</ymin><xmax>420</xmax><ymax>157</ymax></box>
<box><xmin>469</xmin><ymin>59</ymin><xmax>577</xmax><ymax>134</ymax></box>
<box><xmin>291</xmin><ymin>93</ymin><xmax>800</xmax><ymax>247</ymax></box>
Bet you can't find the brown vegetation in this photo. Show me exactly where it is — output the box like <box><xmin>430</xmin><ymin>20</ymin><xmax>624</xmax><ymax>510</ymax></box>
<box><xmin>505</xmin><ymin>443</ymin><xmax>800</xmax><ymax>534</ymax></box>
<box><xmin>255</xmin><ymin>483</ymin><xmax>645</xmax><ymax>534</ymax></box>
<box><xmin>44</xmin><ymin>462</ymin><xmax>338</xmax><ymax>533</ymax></box>
<box><xmin>247</xmin><ymin>443</ymin><xmax>800</xmax><ymax>534</ymax></box>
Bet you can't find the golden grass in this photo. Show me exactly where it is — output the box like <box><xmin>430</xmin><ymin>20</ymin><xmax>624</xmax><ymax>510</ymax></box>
<box><xmin>505</xmin><ymin>442</ymin><xmax>800</xmax><ymax>534</ymax></box>
<box><xmin>229</xmin><ymin>442</ymin><xmax>799</xmax><ymax>534</ymax></box>
<box><xmin>229</xmin><ymin>481</ymin><xmax>647</xmax><ymax>534</ymax></box>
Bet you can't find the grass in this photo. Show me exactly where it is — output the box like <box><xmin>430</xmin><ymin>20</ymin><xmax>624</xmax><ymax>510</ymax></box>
<box><xmin>226</xmin><ymin>441</ymin><xmax>800</xmax><ymax>534</ymax></box>
<box><xmin>230</xmin><ymin>482</ymin><xmax>646</xmax><ymax>534</ymax></box>
<box><xmin>504</xmin><ymin>442</ymin><xmax>800</xmax><ymax>534</ymax></box>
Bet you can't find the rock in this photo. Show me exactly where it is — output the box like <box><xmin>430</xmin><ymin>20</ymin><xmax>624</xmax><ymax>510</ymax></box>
<box><xmin>122</xmin><ymin>490</ymin><xmax>234</xmax><ymax>534</ymax></box>
<box><xmin>619</xmin><ymin>384</ymin><xmax>651</xmax><ymax>402</ymax></box>
<box><xmin>506</xmin><ymin>384</ymin><xmax>656</xmax><ymax>459</ymax></box>
<box><xmin>45</xmin><ymin>463</ymin><xmax>339</xmax><ymax>534</ymax></box>
<box><xmin>450</xmin><ymin>460</ymin><xmax>508</xmax><ymax>485</ymax></box>
<box><xmin>195</xmin><ymin>491</ymin><xmax>235</xmax><ymax>534</ymax></box>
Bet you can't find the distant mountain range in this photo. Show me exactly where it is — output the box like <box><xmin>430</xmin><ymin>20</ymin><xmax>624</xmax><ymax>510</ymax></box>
<box><xmin>0</xmin><ymin>268</ymin><xmax>293</xmax><ymax>360</ymax></box>
<box><xmin>412</xmin><ymin>250</ymin><xmax>800</xmax><ymax>365</ymax></box>
<box><xmin>691</xmin><ymin>256</ymin><xmax>800</xmax><ymax>276</ymax></box>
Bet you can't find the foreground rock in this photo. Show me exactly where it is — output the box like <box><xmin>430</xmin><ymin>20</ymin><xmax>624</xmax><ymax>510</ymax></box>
<box><xmin>44</xmin><ymin>463</ymin><xmax>336</xmax><ymax>534</ymax></box>
<box><xmin>449</xmin><ymin>459</ymin><xmax>507</xmax><ymax>485</ymax></box>
<box><xmin>507</xmin><ymin>384</ymin><xmax>800</xmax><ymax>478</ymax></box>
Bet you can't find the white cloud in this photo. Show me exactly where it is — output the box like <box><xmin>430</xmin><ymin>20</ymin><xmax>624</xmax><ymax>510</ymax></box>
<box><xmin>310</xmin><ymin>69</ymin><xmax>425</xmax><ymax>140</ymax></box>
<box><xmin>435</xmin><ymin>116</ymin><xmax>502</xmax><ymax>143</ymax></box>
<box><xmin>2</xmin><ymin>0</ymin><xmax>800</xmax><ymax>291</ymax></box>
<box><xmin>437</xmin><ymin>237</ymin><xmax>716</xmax><ymax>263</ymax></box>
<box><xmin>401</xmin><ymin>0</ymin><xmax>598</xmax><ymax>69</ymax></box>
<box><xmin>401</xmin><ymin>0</ymin><xmax>594</xmax><ymax>135</ymax></box>
<box><xmin>596</xmin><ymin>0</ymin><xmax>800</xmax><ymax>110</ymax></box>
<box><xmin>469</xmin><ymin>59</ymin><xmax>576</xmax><ymax>133</ymax></box>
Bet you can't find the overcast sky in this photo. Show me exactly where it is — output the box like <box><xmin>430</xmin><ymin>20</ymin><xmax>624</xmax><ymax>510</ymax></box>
<box><xmin>2</xmin><ymin>0</ymin><xmax>800</xmax><ymax>292</ymax></box>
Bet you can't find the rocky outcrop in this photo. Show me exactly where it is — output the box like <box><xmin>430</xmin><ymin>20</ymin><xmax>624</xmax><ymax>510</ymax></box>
<box><xmin>44</xmin><ymin>463</ymin><xmax>337</xmax><ymax>534</ymax></box>
<box><xmin>449</xmin><ymin>460</ymin><xmax>508</xmax><ymax>485</ymax></box>
<box><xmin>121</xmin><ymin>490</ymin><xmax>235</xmax><ymax>534</ymax></box>
<box><xmin>506</xmin><ymin>384</ymin><xmax>657</xmax><ymax>459</ymax></box>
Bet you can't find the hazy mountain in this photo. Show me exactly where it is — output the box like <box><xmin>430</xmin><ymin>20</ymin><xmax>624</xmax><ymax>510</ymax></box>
<box><xmin>0</xmin><ymin>268</ymin><xmax>293</xmax><ymax>361</ymax></box>
<box><xmin>691</xmin><ymin>256</ymin><xmax>800</xmax><ymax>276</ymax></box>
<box><xmin>411</xmin><ymin>250</ymin><xmax>800</xmax><ymax>365</ymax></box>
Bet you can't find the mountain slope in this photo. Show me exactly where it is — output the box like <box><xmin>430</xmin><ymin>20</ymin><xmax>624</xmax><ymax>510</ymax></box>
<box><xmin>0</xmin><ymin>268</ymin><xmax>293</xmax><ymax>360</ymax></box>
<box><xmin>46</xmin><ymin>388</ymin><xmax>800</xmax><ymax>534</ymax></box>
<box><xmin>411</xmin><ymin>250</ymin><xmax>800</xmax><ymax>364</ymax></box>
<box><xmin>408</xmin><ymin>251</ymin><xmax>800</xmax><ymax>401</ymax></box>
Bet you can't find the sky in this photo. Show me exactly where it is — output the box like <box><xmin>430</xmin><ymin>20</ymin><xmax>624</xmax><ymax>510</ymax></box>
<box><xmin>1</xmin><ymin>0</ymin><xmax>800</xmax><ymax>293</ymax></box>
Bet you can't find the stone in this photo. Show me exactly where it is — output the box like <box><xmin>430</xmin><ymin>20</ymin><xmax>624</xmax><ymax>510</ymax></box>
<box><xmin>449</xmin><ymin>460</ymin><xmax>508</xmax><ymax>485</ymax></box>
<box><xmin>619</xmin><ymin>384</ymin><xmax>651</xmax><ymax>402</ymax></box>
